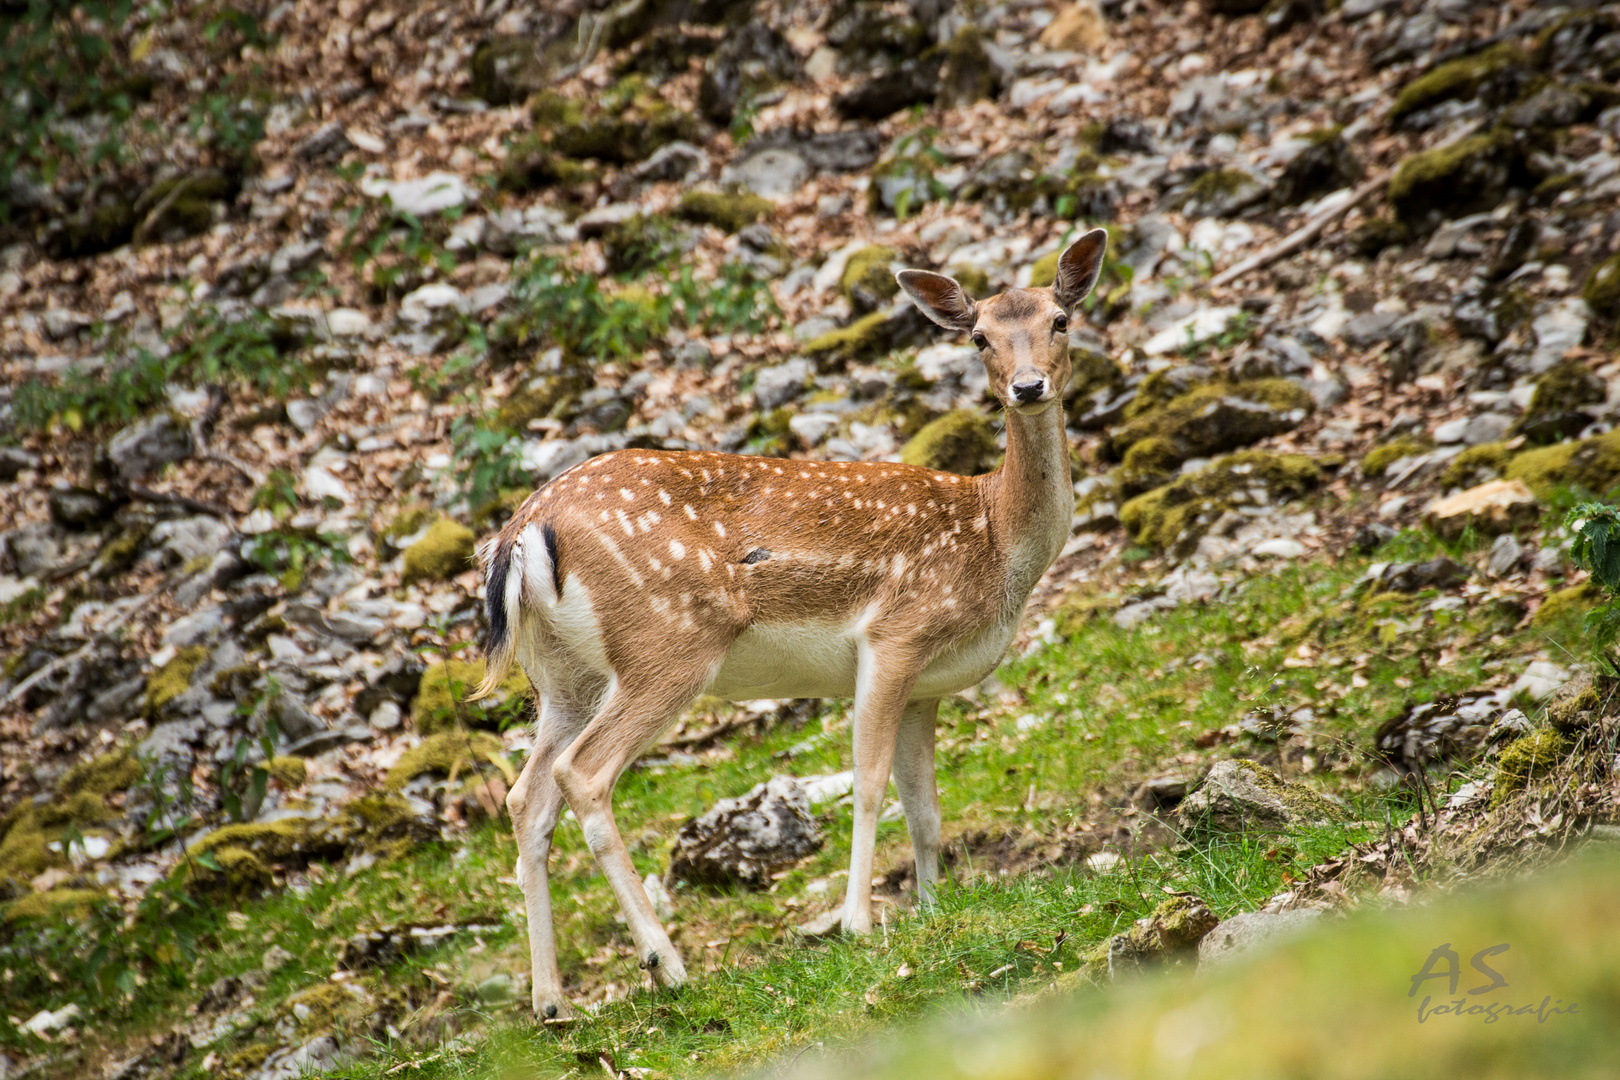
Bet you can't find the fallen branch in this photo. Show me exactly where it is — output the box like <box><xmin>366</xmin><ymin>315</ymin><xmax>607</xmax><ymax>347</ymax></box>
<box><xmin>123</xmin><ymin>484</ymin><xmax>232</xmax><ymax>519</ymax></box>
<box><xmin>1206</xmin><ymin>173</ymin><xmax>1388</xmax><ymax>290</ymax></box>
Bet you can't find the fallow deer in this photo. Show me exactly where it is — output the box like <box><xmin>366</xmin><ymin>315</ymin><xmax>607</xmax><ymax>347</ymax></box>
<box><xmin>475</xmin><ymin>228</ymin><xmax>1108</xmax><ymax>1018</ymax></box>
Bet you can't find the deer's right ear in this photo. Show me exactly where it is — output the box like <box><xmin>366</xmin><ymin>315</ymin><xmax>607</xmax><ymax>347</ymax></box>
<box><xmin>897</xmin><ymin>270</ymin><xmax>977</xmax><ymax>335</ymax></box>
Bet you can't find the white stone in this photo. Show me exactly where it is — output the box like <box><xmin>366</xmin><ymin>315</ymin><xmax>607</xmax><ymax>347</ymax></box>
<box><xmin>1085</xmin><ymin>851</ymin><xmax>1122</xmax><ymax>874</ymax></box>
<box><xmin>1529</xmin><ymin>298</ymin><xmax>1590</xmax><ymax>374</ymax></box>
<box><xmin>302</xmin><ymin>463</ymin><xmax>351</xmax><ymax>504</ymax></box>
<box><xmin>723</xmin><ymin>148</ymin><xmax>811</xmax><ymax>199</ymax></box>
<box><xmin>1143</xmin><ymin>306</ymin><xmax>1242</xmax><ymax>357</ymax></box>
<box><xmin>521</xmin><ymin>438</ymin><xmax>591</xmax><ymax>481</ymax></box>
<box><xmin>1251</xmin><ymin>538</ymin><xmax>1306</xmax><ymax>558</ymax></box>
<box><xmin>1511</xmin><ymin>660</ymin><xmax>1571</xmax><ymax>703</ymax></box>
<box><xmin>788</xmin><ymin>412</ymin><xmax>838</xmax><ymax>447</ymax></box>
<box><xmin>399</xmin><ymin>282</ymin><xmax>468</xmax><ymax>324</ymax></box>
<box><xmin>23</xmin><ymin>1004</ymin><xmax>81</xmax><ymax>1035</ymax></box>
<box><xmin>359</xmin><ymin>171</ymin><xmax>474</xmax><ymax>216</ymax></box>
<box><xmin>642</xmin><ymin>871</ymin><xmax>676</xmax><ymax>920</ymax></box>
<box><xmin>800</xmin><ymin>771</ymin><xmax>855</xmax><ymax>807</ymax></box>
<box><xmin>1433</xmin><ymin>418</ymin><xmax>1469</xmax><ymax>443</ymax></box>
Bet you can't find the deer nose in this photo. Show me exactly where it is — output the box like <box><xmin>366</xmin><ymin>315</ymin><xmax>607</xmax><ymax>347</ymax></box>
<box><xmin>1011</xmin><ymin>378</ymin><xmax>1048</xmax><ymax>404</ymax></box>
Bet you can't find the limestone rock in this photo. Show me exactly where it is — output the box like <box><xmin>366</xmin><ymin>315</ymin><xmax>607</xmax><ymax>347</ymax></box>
<box><xmin>1424</xmin><ymin>480</ymin><xmax>1539</xmax><ymax>540</ymax></box>
<box><xmin>103</xmin><ymin>413</ymin><xmax>192</xmax><ymax>483</ymax></box>
<box><xmin>1199</xmin><ymin>909</ymin><xmax>1323</xmax><ymax>967</ymax></box>
<box><xmin>1175</xmin><ymin>759</ymin><xmax>1348</xmax><ymax>834</ymax></box>
<box><xmin>670</xmin><ymin>777</ymin><xmax>823</xmax><ymax>888</ymax></box>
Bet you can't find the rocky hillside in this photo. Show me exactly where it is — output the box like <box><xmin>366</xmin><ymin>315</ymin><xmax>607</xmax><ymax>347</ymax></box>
<box><xmin>2</xmin><ymin>0</ymin><xmax>1619</xmax><ymax>1076</ymax></box>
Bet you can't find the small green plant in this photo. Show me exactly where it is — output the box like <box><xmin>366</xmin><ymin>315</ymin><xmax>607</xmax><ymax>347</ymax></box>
<box><xmin>243</xmin><ymin>527</ymin><xmax>350</xmax><ymax>591</ymax></box>
<box><xmin>1564</xmin><ymin>502</ymin><xmax>1620</xmax><ymax>664</ymax></box>
<box><xmin>450</xmin><ymin>414</ymin><xmax>528</xmax><ymax>516</ymax></box>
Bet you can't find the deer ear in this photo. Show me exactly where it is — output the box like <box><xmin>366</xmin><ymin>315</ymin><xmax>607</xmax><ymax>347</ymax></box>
<box><xmin>897</xmin><ymin>270</ymin><xmax>977</xmax><ymax>335</ymax></box>
<box><xmin>1053</xmin><ymin>228</ymin><xmax>1109</xmax><ymax>313</ymax></box>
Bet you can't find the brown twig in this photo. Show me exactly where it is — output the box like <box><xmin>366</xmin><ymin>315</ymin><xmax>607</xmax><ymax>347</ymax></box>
<box><xmin>1205</xmin><ymin>173</ymin><xmax>1389</xmax><ymax>290</ymax></box>
<box><xmin>123</xmin><ymin>484</ymin><xmax>232</xmax><ymax>519</ymax></box>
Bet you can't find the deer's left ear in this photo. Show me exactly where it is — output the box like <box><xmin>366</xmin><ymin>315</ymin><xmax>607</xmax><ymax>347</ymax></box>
<box><xmin>1053</xmin><ymin>228</ymin><xmax>1108</xmax><ymax>313</ymax></box>
<box><xmin>897</xmin><ymin>270</ymin><xmax>978</xmax><ymax>335</ymax></box>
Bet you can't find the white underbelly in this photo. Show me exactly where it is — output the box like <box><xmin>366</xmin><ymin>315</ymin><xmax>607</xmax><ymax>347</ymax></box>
<box><xmin>706</xmin><ymin>620</ymin><xmax>859</xmax><ymax>699</ymax></box>
<box><xmin>704</xmin><ymin>613</ymin><xmax>1017</xmax><ymax>703</ymax></box>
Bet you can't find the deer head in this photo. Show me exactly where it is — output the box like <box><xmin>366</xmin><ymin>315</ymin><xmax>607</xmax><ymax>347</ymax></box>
<box><xmin>896</xmin><ymin>228</ymin><xmax>1108</xmax><ymax>415</ymax></box>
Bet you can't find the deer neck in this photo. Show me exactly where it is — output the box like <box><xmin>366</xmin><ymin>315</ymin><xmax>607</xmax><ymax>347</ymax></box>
<box><xmin>981</xmin><ymin>403</ymin><xmax>1071</xmax><ymax>607</ymax></box>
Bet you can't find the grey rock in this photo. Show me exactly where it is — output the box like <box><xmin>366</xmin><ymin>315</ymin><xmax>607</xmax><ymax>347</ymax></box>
<box><xmin>753</xmin><ymin>357</ymin><xmax>814</xmax><ymax>409</ymax></box>
<box><xmin>173</xmin><ymin>550</ymin><xmax>247</xmax><ymax>608</ymax></box>
<box><xmin>1352</xmin><ymin>522</ymin><xmax>1396</xmax><ymax>554</ymax></box>
<box><xmin>1503</xmin><ymin>85</ymin><xmax>1588</xmax><ymax>130</ymax></box>
<box><xmin>141</xmin><ymin>718</ymin><xmax>207</xmax><ymax>758</ymax></box>
<box><xmin>261</xmin><ymin>688</ymin><xmax>325</xmax><ymax>743</ymax></box>
<box><xmin>48</xmin><ymin>487</ymin><xmax>112</xmax><ymax>527</ymax></box>
<box><xmin>1462</xmin><ymin>412</ymin><xmax>1514</xmax><ymax>445</ymax></box>
<box><xmin>723</xmin><ymin>149</ymin><xmax>810</xmax><ymax>198</ymax></box>
<box><xmin>361</xmin><ymin>171</ymin><xmax>473</xmax><ymax>217</ymax></box>
<box><xmin>149</xmin><ymin>515</ymin><xmax>234</xmax><ymax>567</ymax></box>
<box><xmin>86</xmin><ymin>677</ymin><xmax>146</xmax><ymax>724</ymax></box>
<box><xmin>670</xmin><ymin>776</ymin><xmax>823</xmax><ymax>888</ymax></box>
<box><xmin>1375</xmin><ymin>690</ymin><xmax>1512</xmax><ymax>779</ymax></box>
<box><xmin>295</xmin><ymin>122</ymin><xmax>352</xmax><ymax>162</ymax></box>
<box><xmin>368</xmin><ymin>701</ymin><xmax>403</xmax><ymax>731</ymax></box>
<box><xmin>283</xmin><ymin>725</ymin><xmax>370</xmax><ymax>757</ymax></box>
<box><xmin>1489</xmin><ymin>534</ymin><xmax>1525</xmax><ymax>577</ymax></box>
<box><xmin>1341</xmin><ymin>311</ymin><xmax>1400</xmax><ymax>349</ymax></box>
<box><xmin>1533</xmin><ymin>545</ymin><xmax>1566</xmax><ymax>575</ymax></box>
<box><xmin>1175</xmin><ymin>759</ymin><xmax>1348</xmax><ymax>834</ymax></box>
<box><xmin>631</xmin><ymin>141</ymin><xmax>710</xmax><ymax>186</ymax></box>
<box><xmin>250</xmin><ymin>1035</ymin><xmax>344</xmax><ymax>1080</ymax></box>
<box><xmin>6</xmin><ymin>523</ymin><xmax>63</xmax><ymax>577</ymax></box>
<box><xmin>745</xmin><ymin>129</ymin><xmax>883</xmax><ymax>174</ymax></box>
<box><xmin>1199</xmin><ymin>909</ymin><xmax>1323</xmax><ymax>966</ymax></box>
<box><xmin>161</xmin><ymin>606</ymin><xmax>225</xmax><ymax>649</ymax></box>
<box><xmin>103</xmin><ymin>413</ymin><xmax>192</xmax><ymax>483</ymax></box>
<box><xmin>0</xmin><ymin>447</ymin><xmax>40</xmax><ymax>481</ymax></box>
<box><xmin>1371</xmin><ymin>557</ymin><xmax>1471</xmax><ymax>592</ymax></box>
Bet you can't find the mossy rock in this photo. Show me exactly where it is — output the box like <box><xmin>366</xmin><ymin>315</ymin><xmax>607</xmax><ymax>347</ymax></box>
<box><xmin>1107</xmin><ymin>379</ymin><xmax>1315</xmax><ymax>464</ymax></box>
<box><xmin>801</xmin><ymin>310</ymin><xmax>895</xmax><ymax>363</ymax></box>
<box><xmin>185</xmin><ymin>816</ymin><xmax>352</xmax><ymax>897</ymax></box>
<box><xmin>1388</xmin><ymin>131</ymin><xmax>1525</xmax><ymax>230</ymax></box>
<box><xmin>1389</xmin><ymin>43</ymin><xmax>1524</xmax><ymax>123</ymax></box>
<box><xmin>147</xmin><ymin>645</ymin><xmax>209</xmax><ymax>714</ymax></box>
<box><xmin>1532</xmin><ymin>581</ymin><xmax>1600</xmax><ymax>628</ymax></box>
<box><xmin>497</xmin><ymin>135</ymin><xmax>602</xmax><ymax>194</ymax></box>
<box><xmin>496</xmin><ymin>372</ymin><xmax>584</xmax><ymax>433</ymax></box>
<box><xmin>1492</xmin><ymin>729</ymin><xmax>1571</xmax><ymax>804</ymax></box>
<box><xmin>1348</xmin><ymin>216</ymin><xmax>1410</xmax><ymax>257</ymax></box>
<box><xmin>57</xmin><ymin>748</ymin><xmax>141</xmax><ymax>798</ymax></box>
<box><xmin>0</xmin><ymin>809</ymin><xmax>57</xmax><ymax>886</ymax></box>
<box><xmin>939</xmin><ymin>24</ymin><xmax>1000</xmax><ymax>107</ymax></box>
<box><xmin>47</xmin><ymin>197</ymin><xmax>139</xmax><ymax>259</ymax></box>
<box><xmin>283</xmin><ymin>983</ymin><xmax>358</xmax><ymax>1032</ymax></box>
<box><xmin>412</xmin><ymin>659</ymin><xmax>530</xmax><ymax>733</ymax></box>
<box><xmin>1362</xmin><ymin>436</ymin><xmax>1432</xmax><ymax>479</ymax></box>
<box><xmin>1584</xmin><ymin>254</ymin><xmax>1620</xmax><ymax>321</ymax></box>
<box><xmin>1440</xmin><ymin>441</ymin><xmax>1514</xmax><ymax>489</ymax></box>
<box><xmin>1116</xmin><ymin>437</ymin><xmax>1181</xmax><ymax>497</ymax></box>
<box><xmin>402</xmin><ymin>518</ymin><xmax>477</xmax><ymax>585</ymax></box>
<box><xmin>840</xmin><ymin>245</ymin><xmax>900</xmax><ymax>312</ymax></box>
<box><xmin>674</xmin><ymin>189</ymin><xmax>774</xmax><ymax>233</ymax></box>
<box><xmin>899</xmin><ymin>410</ymin><xmax>999</xmax><ymax>476</ymax></box>
<box><xmin>2</xmin><ymin>888</ymin><xmax>106</xmax><ymax>924</ymax></box>
<box><xmin>469</xmin><ymin>35</ymin><xmax>554</xmax><ymax>106</ymax></box>
<box><xmin>1027</xmin><ymin>250</ymin><xmax>1061</xmax><ymax>289</ymax></box>
<box><xmin>1066</xmin><ymin>347</ymin><xmax>1126</xmax><ymax>404</ymax></box>
<box><xmin>381</xmin><ymin>505</ymin><xmax>435</xmax><ymax>548</ymax></box>
<box><xmin>266</xmin><ymin>756</ymin><xmax>307</xmax><ymax>788</ymax></box>
<box><xmin>1120</xmin><ymin>450</ymin><xmax>1321</xmax><ymax>552</ymax></box>
<box><xmin>1519</xmin><ymin>359</ymin><xmax>1605</xmax><ymax>442</ymax></box>
<box><xmin>953</xmin><ymin>265</ymin><xmax>991</xmax><ymax>298</ymax></box>
<box><xmin>1504</xmin><ymin>429</ymin><xmax>1620</xmax><ymax>499</ymax></box>
<box><xmin>387</xmin><ymin>731</ymin><xmax>508</xmax><ymax>791</ymax></box>
<box><xmin>1547</xmin><ymin>677</ymin><xmax>1600</xmax><ymax>734</ymax></box>
<box><xmin>602</xmin><ymin>213</ymin><xmax>684</xmax><ymax>276</ymax></box>
<box><xmin>133</xmin><ymin>169</ymin><xmax>239</xmax><ymax>244</ymax></box>
<box><xmin>1175</xmin><ymin>757</ymin><xmax>1348</xmax><ymax>834</ymax></box>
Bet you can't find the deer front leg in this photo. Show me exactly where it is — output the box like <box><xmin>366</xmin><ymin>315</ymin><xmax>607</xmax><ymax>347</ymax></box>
<box><xmin>841</xmin><ymin>644</ymin><xmax>922</xmax><ymax>935</ymax></box>
<box><xmin>892</xmin><ymin>697</ymin><xmax>942</xmax><ymax>908</ymax></box>
<box><xmin>552</xmin><ymin>676</ymin><xmax>702</xmax><ymax>988</ymax></box>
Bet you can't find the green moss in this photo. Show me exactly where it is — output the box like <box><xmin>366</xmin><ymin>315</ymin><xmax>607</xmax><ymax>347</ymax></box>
<box><xmin>284</xmin><ymin>983</ymin><xmax>355</xmax><ymax>1031</ymax></box>
<box><xmin>939</xmin><ymin>24</ymin><xmax>998</xmax><ymax>106</ymax></box>
<box><xmin>146</xmin><ymin>644</ymin><xmax>209</xmax><ymax>713</ymax></box>
<box><xmin>496</xmin><ymin>373</ymin><xmax>581</xmax><ymax>433</ymax></box>
<box><xmin>1120</xmin><ymin>451</ymin><xmax>1321</xmax><ymax>552</ymax></box>
<box><xmin>1116</xmin><ymin>437</ymin><xmax>1181</xmax><ymax>497</ymax></box>
<box><xmin>1348</xmin><ymin>216</ymin><xmax>1411</xmax><ymax>256</ymax></box>
<box><xmin>1362</xmin><ymin>437</ymin><xmax>1432</xmax><ymax>478</ymax></box>
<box><xmin>266</xmin><ymin>756</ymin><xmax>307</xmax><ymax>788</ymax></box>
<box><xmin>2</xmin><ymin>888</ymin><xmax>106</xmax><ymax>924</ymax></box>
<box><xmin>1532</xmin><ymin>581</ymin><xmax>1600</xmax><ymax>628</ymax></box>
<box><xmin>412</xmin><ymin>659</ymin><xmax>529</xmax><ymax>733</ymax></box>
<box><xmin>94</xmin><ymin>529</ymin><xmax>146</xmax><ymax>578</ymax></box>
<box><xmin>222</xmin><ymin>1043</ymin><xmax>275</xmax><ymax>1076</ymax></box>
<box><xmin>529</xmin><ymin>91</ymin><xmax>581</xmax><ymax>129</ymax></box>
<box><xmin>602</xmin><ymin>213</ymin><xmax>683</xmax><ymax>276</ymax></box>
<box><xmin>57</xmin><ymin>748</ymin><xmax>140</xmax><ymax>797</ymax></box>
<box><xmin>1028</xmin><ymin>250</ymin><xmax>1061</xmax><ymax>289</ymax></box>
<box><xmin>675</xmin><ymin>189</ymin><xmax>774</xmax><ymax>233</ymax></box>
<box><xmin>1185</xmin><ymin>168</ymin><xmax>1253</xmax><ymax>200</ymax></box>
<box><xmin>1109</xmin><ymin>379</ymin><xmax>1315</xmax><ymax>464</ymax></box>
<box><xmin>1505</xmin><ymin>429</ymin><xmax>1620</xmax><ymax>499</ymax></box>
<box><xmin>382</xmin><ymin>506</ymin><xmax>435</xmax><ymax>546</ymax></box>
<box><xmin>840</xmin><ymin>245</ymin><xmax>899</xmax><ymax>306</ymax></box>
<box><xmin>1493</xmin><ymin>729</ymin><xmax>1571</xmax><ymax>803</ymax></box>
<box><xmin>402</xmin><ymin>518</ymin><xmax>476</xmax><ymax>586</ymax></box>
<box><xmin>1440</xmin><ymin>442</ymin><xmax>1514</xmax><ymax>489</ymax></box>
<box><xmin>1389</xmin><ymin>43</ymin><xmax>1523</xmax><ymax>122</ymax></box>
<box><xmin>36</xmin><ymin>791</ymin><xmax>114</xmax><ymax>829</ymax></box>
<box><xmin>801</xmin><ymin>310</ymin><xmax>893</xmax><ymax>363</ymax></box>
<box><xmin>899</xmin><ymin>410</ymin><xmax>999</xmax><ymax>476</ymax></box>
<box><xmin>1388</xmin><ymin>131</ymin><xmax>1521</xmax><ymax>229</ymax></box>
<box><xmin>1519</xmin><ymin>360</ymin><xmax>1605</xmax><ymax>441</ymax></box>
<box><xmin>1582</xmin><ymin>254</ymin><xmax>1620</xmax><ymax>321</ymax></box>
<box><xmin>387</xmin><ymin>731</ymin><xmax>508</xmax><ymax>791</ymax></box>
<box><xmin>0</xmin><ymin>811</ymin><xmax>56</xmax><ymax>885</ymax></box>
<box><xmin>497</xmin><ymin>135</ymin><xmax>601</xmax><ymax>193</ymax></box>
<box><xmin>953</xmin><ymin>266</ymin><xmax>991</xmax><ymax>298</ymax></box>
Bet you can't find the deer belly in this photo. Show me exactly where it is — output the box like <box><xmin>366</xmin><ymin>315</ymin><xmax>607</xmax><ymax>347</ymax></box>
<box><xmin>913</xmin><ymin>615</ymin><xmax>1018</xmax><ymax>698</ymax></box>
<box><xmin>706</xmin><ymin>621</ymin><xmax>860</xmax><ymax>700</ymax></box>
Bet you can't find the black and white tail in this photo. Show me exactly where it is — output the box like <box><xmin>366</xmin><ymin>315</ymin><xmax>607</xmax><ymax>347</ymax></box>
<box><xmin>473</xmin><ymin>521</ymin><xmax>560</xmax><ymax>698</ymax></box>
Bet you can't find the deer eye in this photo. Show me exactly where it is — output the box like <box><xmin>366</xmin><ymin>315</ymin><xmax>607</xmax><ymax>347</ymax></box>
<box><xmin>971</xmin><ymin>331</ymin><xmax>989</xmax><ymax>349</ymax></box>
<box><xmin>1053</xmin><ymin>314</ymin><xmax>1069</xmax><ymax>334</ymax></box>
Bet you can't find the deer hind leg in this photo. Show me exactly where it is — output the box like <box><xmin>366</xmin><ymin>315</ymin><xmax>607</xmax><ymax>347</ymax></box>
<box><xmin>892</xmin><ymin>696</ymin><xmax>943</xmax><ymax>908</ymax></box>
<box><xmin>508</xmin><ymin>687</ymin><xmax>596</xmax><ymax>1019</ymax></box>
<box><xmin>551</xmin><ymin>670</ymin><xmax>712</xmax><ymax>988</ymax></box>
<box><xmin>841</xmin><ymin>641</ymin><xmax>923</xmax><ymax>935</ymax></box>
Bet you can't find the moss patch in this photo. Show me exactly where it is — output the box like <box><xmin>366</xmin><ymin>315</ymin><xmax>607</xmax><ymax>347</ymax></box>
<box><xmin>1532</xmin><ymin>581</ymin><xmax>1600</xmax><ymax>628</ymax></box>
<box><xmin>1440</xmin><ymin>441</ymin><xmax>1513</xmax><ymax>489</ymax></box>
<box><xmin>1107</xmin><ymin>379</ymin><xmax>1315</xmax><ymax>464</ymax></box>
<box><xmin>899</xmin><ymin>410</ymin><xmax>998</xmax><ymax>476</ymax></box>
<box><xmin>1362</xmin><ymin>437</ymin><xmax>1431</xmax><ymax>479</ymax></box>
<box><xmin>675</xmin><ymin>189</ymin><xmax>773</xmax><ymax>234</ymax></box>
<box><xmin>146</xmin><ymin>645</ymin><xmax>209</xmax><ymax>713</ymax></box>
<box><xmin>402</xmin><ymin>518</ymin><xmax>476</xmax><ymax>586</ymax></box>
<box><xmin>387</xmin><ymin>732</ymin><xmax>508</xmax><ymax>791</ymax></box>
<box><xmin>1505</xmin><ymin>429</ymin><xmax>1620</xmax><ymax>498</ymax></box>
<box><xmin>2</xmin><ymin>888</ymin><xmax>106</xmax><ymax>924</ymax></box>
<box><xmin>1520</xmin><ymin>359</ymin><xmax>1605</xmax><ymax>441</ymax></box>
<box><xmin>801</xmin><ymin>310</ymin><xmax>894</xmax><ymax>363</ymax></box>
<box><xmin>1028</xmin><ymin>250</ymin><xmax>1061</xmax><ymax>289</ymax></box>
<box><xmin>1120</xmin><ymin>451</ymin><xmax>1321</xmax><ymax>552</ymax></box>
<box><xmin>57</xmin><ymin>748</ymin><xmax>141</xmax><ymax>797</ymax></box>
<box><xmin>1493</xmin><ymin>729</ymin><xmax>1570</xmax><ymax>803</ymax></box>
<box><xmin>1389</xmin><ymin>43</ymin><xmax>1524</xmax><ymax>122</ymax></box>
<box><xmin>1584</xmin><ymin>254</ymin><xmax>1620</xmax><ymax>321</ymax></box>
<box><xmin>266</xmin><ymin>756</ymin><xmax>307</xmax><ymax>788</ymax></box>
<box><xmin>1388</xmin><ymin>131</ymin><xmax>1524</xmax><ymax>229</ymax></box>
<box><xmin>412</xmin><ymin>659</ymin><xmax>530</xmax><ymax>733</ymax></box>
<box><xmin>840</xmin><ymin>245</ymin><xmax>899</xmax><ymax>309</ymax></box>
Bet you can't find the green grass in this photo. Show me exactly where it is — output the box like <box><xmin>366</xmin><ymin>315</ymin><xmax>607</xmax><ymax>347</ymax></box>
<box><xmin>0</xmin><ymin>531</ymin><xmax>1571</xmax><ymax>1078</ymax></box>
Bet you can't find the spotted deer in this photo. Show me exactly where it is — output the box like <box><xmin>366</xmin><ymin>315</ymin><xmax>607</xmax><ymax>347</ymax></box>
<box><xmin>475</xmin><ymin>228</ymin><xmax>1108</xmax><ymax>1018</ymax></box>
